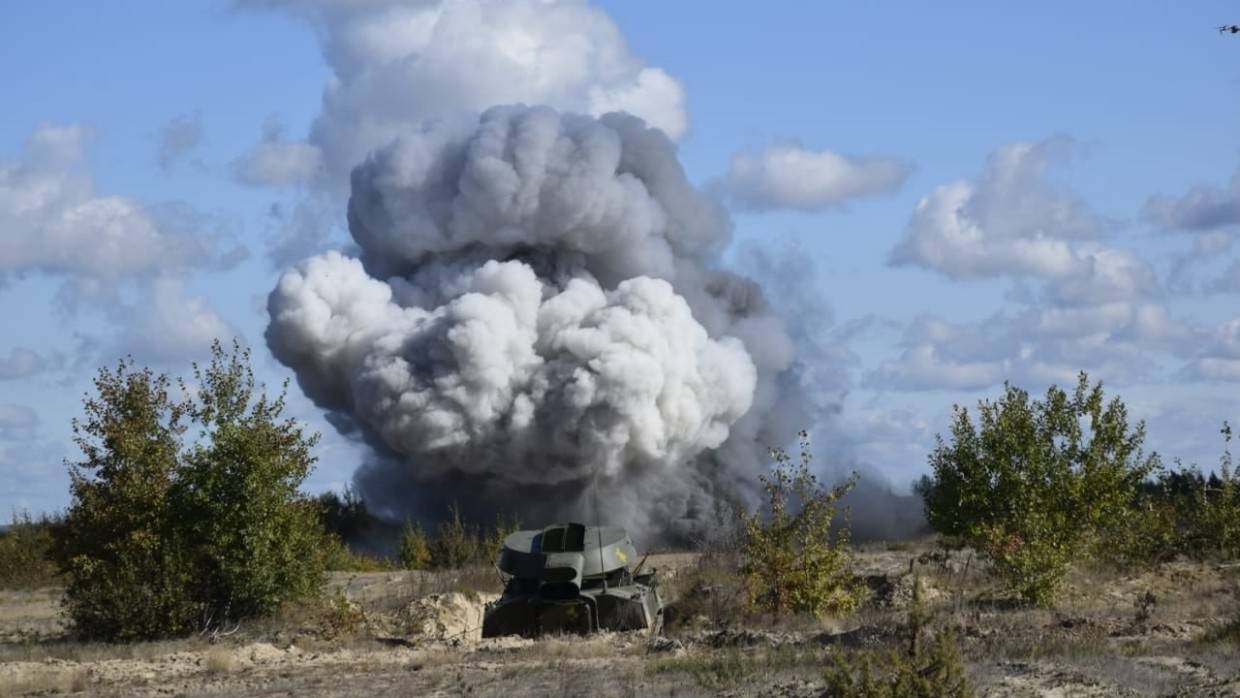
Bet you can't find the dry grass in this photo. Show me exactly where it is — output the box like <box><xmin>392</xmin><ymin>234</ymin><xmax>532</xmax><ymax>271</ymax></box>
<box><xmin>408</xmin><ymin>564</ymin><xmax>504</xmax><ymax>599</ymax></box>
<box><xmin>662</xmin><ymin>552</ymin><xmax>751</xmax><ymax>631</ymax></box>
<box><xmin>0</xmin><ymin>636</ymin><xmax>205</xmax><ymax>664</ymax></box>
<box><xmin>647</xmin><ymin>646</ymin><xmax>826</xmax><ymax>690</ymax></box>
<box><xmin>0</xmin><ymin>666</ymin><xmax>88</xmax><ymax>697</ymax></box>
<box><xmin>247</xmin><ymin>592</ymin><xmax>368</xmax><ymax>644</ymax></box>
<box><xmin>204</xmin><ymin>647</ymin><xmax>236</xmax><ymax>674</ymax></box>
<box><xmin>408</xmin><ymin>647</ymin><xmax>464</xmax><ymax>670</ymax></box>
<box><xmin>537</xmin><ymin>637</ymin><xmax>613</xmax><ymax>660</ymax></box>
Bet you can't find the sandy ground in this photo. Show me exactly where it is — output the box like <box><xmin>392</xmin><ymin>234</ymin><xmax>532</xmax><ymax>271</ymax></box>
<box><xmin>2</xmin><ymin>550</ymin><xmax>1239</xmax><ymax>697</ymax></box>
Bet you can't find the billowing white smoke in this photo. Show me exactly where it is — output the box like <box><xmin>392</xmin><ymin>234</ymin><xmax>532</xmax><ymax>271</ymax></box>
<box><xmin>267</xmin><ymin>105</ymin><xmax>801</xmax><ymax>535</ymax></box>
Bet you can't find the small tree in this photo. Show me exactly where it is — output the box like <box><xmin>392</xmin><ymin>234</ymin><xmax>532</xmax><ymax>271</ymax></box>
<box><xmin>1103</xmin><ymin>424</ymin><xmax>1240</xmax><ymax>566</ymax></box>
<box><xmin>399</xmin><ymin>521</ymin><xmax>432</xmax><ymax>570</ymax></box>
<box><xmin>483</xmin><ymin>513</ymin><xmax>520</xmax><ymax>563</ymax></box>
<box><xmin>171</xmin><ymin>342</ymin><xmax>325</xmax><ymax>626</ymax></box>
<box><xmin>430</xmin><ymin>503</ymin><xmax>481</xmax><ymax>569</ymax></box>
<box><xmin>1164</xmin><ymin>422</ymin><xmax>1240</xmax><ymax>560</ymax></box>
<box><xmin>317</xmin><ymin>487</ymin><xmax>376</xmax><ymax>543</ymax></box>
<box><xmin>822</xmin><ymin>573</ymin><xmax>973</xmax><ymax>697</ymax></box>
<box><xmin>61</xmin><ymin>342</ymin><xmax>327</xmax><ymax>640</ymax></box>
<box><xmin>62</xmin><ymin>361</ymin><xmax>197</xmax><ymax>640</ymax></box>
<box><xmin>1196</xmin><ymin>422</ymin><xmax>1240</xmax><ymax>557</ymax></box>
<box><xmin>739</xmin><ymin>431</ymin><xmax>862</xmax><ymax>617</ymax></box>
<box><xmin>921</xmin><ymin>373</ymin><xmax>1157</xmax><ymax>605</ymax></box>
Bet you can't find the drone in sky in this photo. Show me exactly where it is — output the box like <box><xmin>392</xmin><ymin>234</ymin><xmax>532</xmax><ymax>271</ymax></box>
<box><xmin>1220</xmin><ymin>24</ymin><xmax>1240</xmax><ymax>34</ymax></box>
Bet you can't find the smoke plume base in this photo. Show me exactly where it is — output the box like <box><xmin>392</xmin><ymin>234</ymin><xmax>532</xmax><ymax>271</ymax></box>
<box><xmin>267</xmin><ymin>105</ymin><xmax>824</xmax><ymax>538</ymax></box>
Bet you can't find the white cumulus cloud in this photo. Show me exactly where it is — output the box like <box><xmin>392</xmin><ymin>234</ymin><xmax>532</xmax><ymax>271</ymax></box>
<box><xmin>869</xmin><ymin>300</ymin><xmax>1201</xmax><ymax>393</ymax></box>
<box><xmin>1145</xmin><ymin>167</ymin><xmax>1240</xmax><ymax>232</ymax></box>
<box><xmin>724</xmin><ymin>144</ymin><xmax>911</xmax><ymax>212</ymax></box>
<box><xmin>0</xmin><ymin>124</ymin><xmax>238</xmax><ymax>304</ymax></box>
<box><xmin>889</xmin><ymin>137</ymin><xmax>1160</xmax><ymax>309</ymax></box>
<box><xmin>234</xmin><ymin>118</ymin><xmax>324</xmax><ymax>187</ymax></box>
<box><xmin>890</xmin><ymin>138</ymin><xmax>1106</xmax><ymax>279</ymax></box>
<box><xmin>0</xmin><ymin>123</ymin><xmax>240</xmax><ymax>367</ymax></box>
<box><xmin>238</xmin><ymin>0</ymin><xmax>688</xmax><ymax>185</ymax></box>
<box><xmin>1183</xmin><ymin>318</ymin><xmax>1240</xmax><ymax>382</ymax></box>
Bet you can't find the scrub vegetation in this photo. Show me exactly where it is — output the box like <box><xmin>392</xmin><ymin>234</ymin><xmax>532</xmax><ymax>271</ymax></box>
<box><xmin>59</xmin><ymin>341</ymin><xmax>326</xmax><ymax>641</ymax></box>
<box><xmin>919</xmin><ymin>372</ymin><xmax>1240</xmax><ymax>606</ymax></box>
<box><xmin>5</xmin><ymin>366</ymin><xmax>1240</xmax><ymax>695</ymax></box>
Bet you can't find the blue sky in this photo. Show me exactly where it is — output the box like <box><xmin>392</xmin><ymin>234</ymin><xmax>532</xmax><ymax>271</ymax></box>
<box><xmin>2</xmin><ymin>1</ymin><xmax>1239</xmax><ymax>517</ymax></box>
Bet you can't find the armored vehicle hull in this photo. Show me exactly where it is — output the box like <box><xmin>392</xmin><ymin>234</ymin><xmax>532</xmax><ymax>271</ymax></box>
<box><xmin>481</xmin><ymin>523</ymin><xmax>663</xmax><ymax>638</ymax></box>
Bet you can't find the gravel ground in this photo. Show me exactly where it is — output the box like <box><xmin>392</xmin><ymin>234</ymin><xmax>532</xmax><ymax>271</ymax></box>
<box><xmin>3</xmin><ymin>550</ymin><xmax>1239</xmax><ymax>697</ymax></box>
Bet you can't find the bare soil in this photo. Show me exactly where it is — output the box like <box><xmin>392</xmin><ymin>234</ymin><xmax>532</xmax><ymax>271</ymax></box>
<box><xmin>2</xmin><ymin>548</ymin><xmax>1239</xmax><ymax>697</ymax></box>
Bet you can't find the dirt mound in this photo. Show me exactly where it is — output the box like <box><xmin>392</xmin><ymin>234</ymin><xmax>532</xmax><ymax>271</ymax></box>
<box><xmin>236</xmin><ymin>642</ymin><xmax>288</xmax><ymax>665</ymax></box>
<box><xmin>400</xmin><ymin>592</ymin><xmax>498</xmax><ymax>644</ymax></box>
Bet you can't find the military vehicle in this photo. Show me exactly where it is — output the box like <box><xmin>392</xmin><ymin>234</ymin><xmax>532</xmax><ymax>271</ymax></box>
<box><xmin>481</xmin><ymin>522</ymin><xmax>663</xmax><ymax>638</ymax></box>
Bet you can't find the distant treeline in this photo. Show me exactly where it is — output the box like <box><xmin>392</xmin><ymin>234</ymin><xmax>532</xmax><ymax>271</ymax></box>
<box><xmin>5</xmin><ymin>457</ymin><xmax>1239</xmax><ymax>590</ymax></box>
<box><xmin>314</xmin><ymin>488</ymin><xmax>519</xmax><ymax>572</ymax></box>
<box><xmin>0</xmin><ymin>512</ymin><xmax>62</xmax><ymax>588</ymax></box>
<box><xmin>0</xmin><ymin>487</ymin><xmax>520</xmax><ymax>586</ymax></box>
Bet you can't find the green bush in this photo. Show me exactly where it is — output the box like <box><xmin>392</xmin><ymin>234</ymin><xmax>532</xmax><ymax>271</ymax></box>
<box><xmin>1107</xmin><ymin>422</ymin><xmax>1240</xmax><ymax>565</ymax></box>
<box><xmin>61</xmin><ymin>341</ymin><xmax>327</xmax><ymax>641</ymax></box>
<box><xmin>823</xmin><ymin>632</ymin><xmax>973</xmax><ymax>698</ymax></box>
<box><xmin>399</xmin><ymin>521</ymin><xmax>432</xmax><ymax>570</ymax></box>
<box><xmin>0</xmin><ymin>512</ymin><xmax>61</xmax><ymax>589</ymax></box>
<box><xmin>739</xmin><ymin>431</ymin><xmax>863</xmax><ymax>617</ymax></box>
<box><xmin>1187</xmin><ymin>422</ymin><xmax>1240</xmax><ymax>558</ymax></box>
<box><xmin>322</xmin><ymin>536</ymin><xmax>393</xmax><ymax>572</ymax></box>
<box><xmin>430</xmin><ymin>503</ymin><xmax>481</xmax><ymax>569</ymax></box>
<box><xmin>424</xmin><ymin>505</ymin><xmax>518</xmax><ymax>569</ymax></box>
<box><xmin>919</xmin><ymin>373</ymin><xmax>1157</xmax><ymax>605</ymax></box>
<box><xmin>823</xmin><ymin>575</ymin><xmax>973</xmax><ymax>698</ymax></box>
<box><xmin>1102</xmin><ymin>493</ymin><xmax>1181</xmax><ymax>566</ymax></box>
<box><xmin>61</xmin><ymin>360</ymin><xmax>197</xmax><ymax>640</ymax></box>
<box><xmin>172</xmin><ymin>346</ymin><xmax>325</xmax><ymax>625</ymax></box>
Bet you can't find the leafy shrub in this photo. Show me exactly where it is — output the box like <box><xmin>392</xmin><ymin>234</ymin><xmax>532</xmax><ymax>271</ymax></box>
<box><xmin>322</xmin><ymin>537</ymin><xmax>393</xmax><ymax>572</ymax></box>
<box><xmin>823</xmin><ymin>632</ymin><xmax>973</xmax><ymax>698</ymax></box>
<box><xmin>739</xmin><ymin>431</ymin><xmax>863</xmax><ymax>617</ymax></box>
<box><xmin>425</xmin><ymin>504</ymin><xmax>518</xmax><ymax>569</ymax></box>
<box><xmin>430</xmin><ymin>503</ymin><xmax>481</xmax><ymax>569</ymax></box>
<box><xmin>61</xmin><ymin>341</ymin><xmax>327</xmax><ymax>641</ymax></box>
<box><xmin>1104</xmin><ymin>423</ymin><xmax>1240</xmax><ymax>565</ymax></box>
<box><xmin>823</xmin><ymin>575</ymin><xmax>973</xmax><ymax>698</ymax></box>
<box><xmin>0</xmin><ymin>512</ymin><xmax>62</xmax><ymax>589</ymax></box>
<box><xmin>172</xmin><ymin>346</ymin><xmax>325</xmax><ymax>625</ymax></box>
<box><xmin>920</xmin><ymin>373</ymin><xmax>1157</xmax><ymax>605</ymax></box>
<box><xmin>399</xmin><ymin>521</ymin><xmax>432</xmax><ymax>570</ymax></box>
<box><xmin>1186</xmin><ymin>422</ymin><xmax>1240</xmax><ymax>558</ymax></box>
<box><xmin>1102</xmin><ymin>494</ymin><xmax>1181</xmax><ymax>567</ymax></box>
<box><xmin>61</xmin><ymin>361</ymin><xmax>198</xmax><ymax>640</ymax></box>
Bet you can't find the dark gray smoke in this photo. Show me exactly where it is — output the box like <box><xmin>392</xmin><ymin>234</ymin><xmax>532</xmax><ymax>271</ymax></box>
<box><xmin>266</xmin><ymin>105</ymin><xmax>811</xmax><ymax>538</ymax></box>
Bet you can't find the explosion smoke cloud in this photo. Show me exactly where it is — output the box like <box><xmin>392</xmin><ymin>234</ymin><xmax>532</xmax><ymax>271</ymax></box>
<box><xmin>267</xmin><ymin>105</ymin><xmax>802</xmax><ymax>535</ymax></box>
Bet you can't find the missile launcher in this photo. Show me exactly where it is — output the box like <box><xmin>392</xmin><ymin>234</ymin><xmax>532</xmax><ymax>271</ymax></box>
<box><xmin>481</xmin><ymin>522</ymin><xmax>663</xmax><ymax>638</ymax></box>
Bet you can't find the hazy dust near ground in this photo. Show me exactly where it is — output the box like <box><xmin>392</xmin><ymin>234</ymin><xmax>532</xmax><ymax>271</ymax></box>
<box><xmin>2</xmin><ymin>549</ymin><xmax>1240</xmax><ymax>697</ymax></box>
